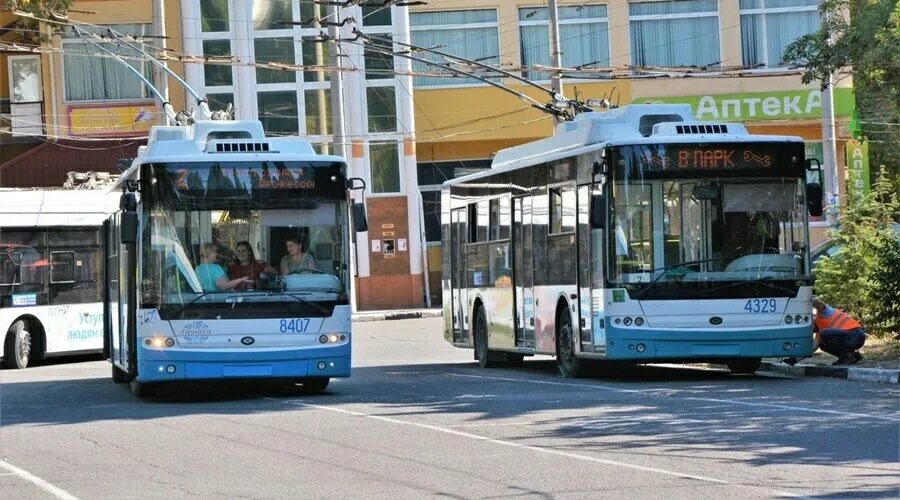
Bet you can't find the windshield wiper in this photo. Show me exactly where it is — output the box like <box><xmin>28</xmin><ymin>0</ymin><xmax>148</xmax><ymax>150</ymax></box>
<box><xmin>700</xmin><ymin>276</ymin><xmax>799</xmax><ymax>297</ymax></box>
<box><xmin>170</xmin><ymin>291</ymin><xmax>211</xmax><ymax>318</ymax></box>
<box><xmin>276</xmin><ymin>291</ymin><xmax>332</xmax><ymax>316</ymax></box>
<box><xmin>635</xmin><ymin>256</ymin><xmax>733</xmax><ymax>300</ymax></box>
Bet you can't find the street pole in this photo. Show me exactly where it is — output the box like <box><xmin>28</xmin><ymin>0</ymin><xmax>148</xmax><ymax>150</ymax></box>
<box><xmin>822</xmin><ymin>77</ymin><xmax>840</xmax><ymax>227</ymax></box>
<box><xmin>152</xmin><ymin>0</ymin><xmax>169</xmax><ymax>123</ymax></box>
<box><xmin>327</xmin><ymin>4</ymin><xmax>354</xmax><ymax>311</ymax></box>
<box><xmin>547</xmin><ymin>0</ymin><xmax>563</xmax><ymax>98</ymax></box>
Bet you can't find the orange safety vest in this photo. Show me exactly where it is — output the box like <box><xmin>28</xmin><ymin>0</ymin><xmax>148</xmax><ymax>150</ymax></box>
<box><xmin>814</xmin><ymin>307</ymin><xmax>862</xmax><ymax>332</ymax></box>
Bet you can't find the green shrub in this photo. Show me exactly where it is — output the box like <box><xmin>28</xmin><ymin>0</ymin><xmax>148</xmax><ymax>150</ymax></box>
<box><xmin>814</xmin><ymin>166</ymin><xmax>900</xmax><ymax>338</ymax></box>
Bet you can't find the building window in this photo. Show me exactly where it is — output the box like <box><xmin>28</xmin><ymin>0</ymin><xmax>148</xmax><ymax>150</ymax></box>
<box><xmin>304</xmin><ymin>88</ymin><xmax>331</xmax><ymax>136</ymax></box>
<box><xmin>207</xmin><ymin>93</ymin><xmax>234</xmax><ymax>114</ymax></box>
<box><xmin>301</xmin><ymin>38</ymin><xmax>331</xmax><ymax>83</ymax></box>
<box><xmin>202</xmin><ymin>39</ymin><xmax>233</xmax><ymax>86</ymax></box>
<box><xmin>519</xmin><ymin>4</ymin><xmax>609</xmax><ymax>81</ymax></box>
<box><xmin>62</xmin><ymin>24</ymin><xmax>153</xmax><ymax>102</ymax></box>
<box><xmin>252</xmin><ymin>0</ymin><xmax>292</xmax><ymax>31</ymax></box>
<box><xmin>257</xmin><ymin>91</ymin><xmax>298</xmax><ymax>135</ymax></box>
<box><xmin>740</xmin><ymin>0</ymin><xmax>820</xmax><ymax>67</ymax></box>
<box><xmin>254</xmin><ymin>38</ymin><xmax>296</xmax><ymax>84</ymax></box>
<box><xmin>370</xmin><ymin>142</ymin><xmax>401</xmax><ymax>194</ymax></box>
<box><xmin>364</xmin><ymin>34</ymin><xmax>394</xmax><ymax>80</ymax></box>
<box><xmin>629</xmin><ymin>0</ymin><xmax>720</xmax><ymax>68</ymax></box>
<box><xmin>367</xmin><ymin>87</ymin><xmax>397</xmax><ymax>133</ymax></box>
<box><xmin>410</xmin><ymin>9</ymin><xmax>499</xmax><ymax>87</ymax></box>
<box><xmin>200</xmin><ymin>0</ymin><xmax>229</xmax><ymax>32</ymax></box>
<box><xmin>362</xmin><ymin>5</ymin><xmax>393</xmax><ymax>27</ymax></box>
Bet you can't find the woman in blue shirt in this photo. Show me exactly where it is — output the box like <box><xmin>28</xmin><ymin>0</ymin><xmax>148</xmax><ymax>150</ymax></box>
<box><xmin>195</xmin><ymin>243</ymin><xmax>252</xmax><ymax>292</ymax></box>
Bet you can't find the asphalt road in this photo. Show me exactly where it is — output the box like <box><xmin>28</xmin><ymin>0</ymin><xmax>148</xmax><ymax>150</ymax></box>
<box><xmin>1</xmin><ymin>317</ymin><xmax>898</xmax><ymax>499</ymax></box>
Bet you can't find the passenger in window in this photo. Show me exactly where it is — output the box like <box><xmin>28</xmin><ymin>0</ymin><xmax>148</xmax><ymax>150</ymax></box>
<box><xmin>280</xmin><ymin>238</ymin><xmax>317</xmax><ymax>274</ymax></box>
<box><xmin>195</xmin><ymin>243</ymin><xmax>252</xmax><ymax>292</ymax></box>
<box><xmin>229</xmin><ymin>241</ymin><xmax>277</xmax><ymax>291</ymax></box>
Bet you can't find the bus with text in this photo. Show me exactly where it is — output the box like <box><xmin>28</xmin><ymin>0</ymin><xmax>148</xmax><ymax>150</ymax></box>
<box><xmin>105</xmin><ymin>119</ymin><xmax>367</xmax><ymax>396</ymax></box>
<box><xmin>441</xmin><ymin>104</ymin><xmax>823</xmax><ymax>376</ymax></box>
<box><xmin>1</xmin><ymin>189</ymin><xmax>119</xmax><ymax>368</ymax></box>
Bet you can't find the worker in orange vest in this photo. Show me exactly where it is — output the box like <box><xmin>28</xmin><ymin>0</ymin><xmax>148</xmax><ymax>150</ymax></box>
<box><xmin>785</xmin><ymin>297</ymin><xmax>866</xmax><ymax>366</ymax></box>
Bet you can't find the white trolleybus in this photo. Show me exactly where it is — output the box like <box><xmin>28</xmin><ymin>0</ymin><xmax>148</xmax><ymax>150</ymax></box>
<box><xmin>1</xmin><ymin>189</ymin><xmax>119</xmax><ymax>368</ymax></box>
<box><xmin>105</xmin><ymin>120</ymin><xmax>367</xmax><ymax>397</ymax></box>
<box><xmin>441</xmin><ymin>104</ymin><xmax>825</xmax><ymax>377</ymax></box>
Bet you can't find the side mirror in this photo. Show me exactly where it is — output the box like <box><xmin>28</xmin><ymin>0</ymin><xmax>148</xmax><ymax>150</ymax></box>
<box><xmin>590</xmin><ymin>194</ymin><xmax>607</xmax><ymax>229</ymax></box>
<box><xmin>351</xmin><ymin>202</ymin><xmax>368</xmax><ymax>233</ymax></box>
<box><xmin>806</xmin><ymin>183</ymin><xmax>824</xmax><ymax>217</ymax></box>
<box><xmin>119</xmin><ymin>192</ymin><xmax>138</xmax><ymax>244</ymax></box>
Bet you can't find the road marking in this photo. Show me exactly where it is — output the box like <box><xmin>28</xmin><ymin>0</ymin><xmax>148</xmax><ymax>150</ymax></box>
<box><xmin>0</xmin><ymin>459</ymin><xmax>80</xmax><ymax>500</ymax></box>
<box><xmin>276</xmin><ymin>399</ymin><xmax>805</xmax><ymax>498</ymax></box>
<box><xmin>449</xmin><ymin>372</ymin><xmax>900</xmax><ymax>423</ymax></box>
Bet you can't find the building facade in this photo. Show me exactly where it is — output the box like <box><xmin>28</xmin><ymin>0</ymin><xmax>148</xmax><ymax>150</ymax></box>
<box><xmin>408</xmin><ymin>0</ymin><xmax>858</xmax><ymax>304</ymax></box>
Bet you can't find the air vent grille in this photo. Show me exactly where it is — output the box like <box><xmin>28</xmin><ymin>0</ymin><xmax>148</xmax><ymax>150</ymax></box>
<box><xmin>214</xmin><ymin>142</ymin><xmax>270</xmax><ymax>153</ymax></box>
<box><xmin>675</xmin><ymin>124</ymin><xmax>728</xmax><ymax>134</ymax></box>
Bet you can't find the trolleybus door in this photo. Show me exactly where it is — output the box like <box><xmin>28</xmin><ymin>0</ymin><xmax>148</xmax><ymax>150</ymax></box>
<box><xmin>512</xmin><ymin>196</ymin><xmax>535</xmax><ymax>348</ymax></box>
<box><xmin>450</xmin><ymin>208</ymin><xmax>469</xmax><ymax>344</ymax></box>
<box><xmin>575</xmin><ymin>185</ymin><xmax>594</xmax><ymax>352</ymax></box>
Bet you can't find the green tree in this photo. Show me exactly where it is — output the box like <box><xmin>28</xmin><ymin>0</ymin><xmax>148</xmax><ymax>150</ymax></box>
<box><xmin>2</xmin><ymin>1</ymin><xmax>74</xmax><ymax>43</ymax></box>
<box><xmin>814</xmin><ymin>167</ymin><xmax>900</xmax><ymax>337</ymax></box>
<box><xmin>784</xmin><ymin>0</ymin><xmax>900</xmax><ymax>191</ymax></box>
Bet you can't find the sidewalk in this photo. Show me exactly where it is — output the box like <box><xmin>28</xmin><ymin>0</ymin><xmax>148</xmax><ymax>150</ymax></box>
<box><xmin>351</xmin><ymin>308</ymin><xmax>442</xmax><ymax>322</ymax></box>
<box><xmin>759</xmin><ymin>360</ymin><xmax>899</xmax><ymax>384</ymax></box>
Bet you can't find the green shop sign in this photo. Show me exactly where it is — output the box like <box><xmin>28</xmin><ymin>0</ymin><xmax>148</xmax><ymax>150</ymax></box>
<box><xmin>633</xmin><ymin>88</ymin><xmax>855</xmax><ymax>121</ymax></box>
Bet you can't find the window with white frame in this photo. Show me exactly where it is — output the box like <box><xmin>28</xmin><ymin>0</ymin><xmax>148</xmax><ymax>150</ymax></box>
<box><xmin>740</xmin><ymin>0</ymin><xmax>821</xmax><ymax>67</ymax></box>
<box><xmin>519</xmin><ymin>4</ymin><xmax>610</xmax><ymax>81</ymax></box>
<box><xmin>629</xmin><ymin>0</ymin><xmax>720</xmax><ymax>68</ymax></box>
<box><xmin>370</xmin><ymin>142</ymin><xmax>402</xmax><ymax>194</ymax></box>
<box><xmin>62</xmin><ymin>24</ymin><xmax>153</xmax><ymax>102</ymax></box>
<box><xmin>410</xmin><ymin>9</ymin><xmax>500</xmax><ymax>87</ymax></box>
<box><xmin>200</xmin><ymin>0</ymin><xmax>229</xmax><ymax>32</ymax></box>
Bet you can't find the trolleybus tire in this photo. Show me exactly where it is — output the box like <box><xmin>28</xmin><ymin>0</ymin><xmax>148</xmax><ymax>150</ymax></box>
<box><xmin>3</xmin><ymin>320</ymin><xmax>31</xmax><ymax>369</ymax></box>
<box><xmin>111</xmin><ymin>364</ymin><xmax>129</xmax><ymax>383</ymax></box>
<box><xmin>301</xmin><ymin>377</ymin><xmax>330</xmax><ymax>393</ymax></box>
<box><xmin>129</xmin><ymin>379</ymin><xmax>157</xmax><ymax>398</ymax></box>
<box><xmin>474</xmin><ymin>306</ymin><xmax>503</xmax><ymax>368</ymax></box>
<box><xmin>726</xmin><ymin>358</ymin><xmax>761</xmax><ymax>374</ymax></box>
<box><xmin>556</xmin><ymin>309</ymin><xmax>583</xmax><ymax>378</ymax></box>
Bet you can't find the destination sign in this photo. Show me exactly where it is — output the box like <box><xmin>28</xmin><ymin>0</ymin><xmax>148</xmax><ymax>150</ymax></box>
<box><xmin>168</xmin><ymin>165</ymin><xmax>317</xmax><ymax>191</ymax></box>
<box><xmin>618</xmin><ymin>143</ymin><xmax>801</xmax><ymax>174</ymax></box>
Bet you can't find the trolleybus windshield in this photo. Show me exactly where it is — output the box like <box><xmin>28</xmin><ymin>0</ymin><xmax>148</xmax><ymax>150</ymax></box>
<box><xmin>141</xmin><ymin>161</ymin><xmax>350</xmax><ymax>319</ymax></box>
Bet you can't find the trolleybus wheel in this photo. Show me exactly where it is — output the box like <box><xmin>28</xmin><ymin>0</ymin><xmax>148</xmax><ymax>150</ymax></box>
<box><xmin>556</xmin><ymin>310</ymin><xmax>583</xmax><ymax>378</ymax></box>
<box><xmin>129</xmin><ymin>379</ymin><xmax>157</xmax><ymax>398</ymax></box>
<box><xmin>474</xmin><ymin>306</ymin><xmax>502</xmax><ymax>368</ymax></box>
<box><xmin>112</xmin><ymin>364</ymin><xmax>129</xmax><ymax>383</ymax></box>
<box><xmin>301</xmin><ymin>377</ymin><xmax>330</xmax><ymax>393</ymax></box>
<box><xmin>726</xmin><ymin>358</ymin><xmax>761</xmax><ymax>375</ymax></box>
<box><xmin>3</xmin><ymin>320</ymin><xmax>31</xmax><ymax>369</ymax></box>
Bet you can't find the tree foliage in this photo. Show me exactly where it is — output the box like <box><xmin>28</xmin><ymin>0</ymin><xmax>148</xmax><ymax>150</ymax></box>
<box><xmin>814</xmin><ymin>167</ymin><xmax>900</xmax><ymax>337</ymax></box>
<box><xmin>2</xmin><ymin>1</ymin><xmax>74</xmax><ymax>43</ymax></box>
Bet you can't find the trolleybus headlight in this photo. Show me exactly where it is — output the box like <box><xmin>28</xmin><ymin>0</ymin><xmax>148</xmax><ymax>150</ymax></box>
<box><xmin>784</xmin><ymin>315</ymin><xmax>793</xmax><ymax>324</ymax></box>
<box><xmin>318</xmin><ymin>335</ymin><xmax>328</xmax><ymax>344</ymax></box>
<box><xmin>803</xmin><ymin>316</ymin><xmax>809</xmax><ymax>323</ymax></box>
<box><xmin>614</xmin><ymin>318</ymin><xmax>621</xmax><ymax>325</ymax></box>
<box><xmin>794</xmin><ymin>314</ymin><xmax>803</xmax><ymax>324</ymax></box>
<box><xmin>328</xmin><ymin>334</ymin><xmax>339</xmax><ymax>343</ymax></box>
<box><xmin>166</xmin><ymin>364</ymin><xmax>176</xmax><ymax>374</ymax></box>
<box><xmin>144</xmin><ymin>338</ymin><xmax>152</xmax><ymax>346</ymax></box>
<box><xmin>783</xmin><ymin>341</ymin><xmax>793</xmax><ymax>351</ymax></box>
<box><xmin>317</xmin><ymin>361</ymin><xmax>327</xmax><ymax>370</ymax></box>
<box><xmin>151</xmin><ymin>337</ymin><xmax>164</xmax><ymax>347</ymax></box>
<box><xmin>634</xmin><ymin>317</ymin><xmax>644</xmax><ymax>327</ymax></box>
<box><xmin>623</xmin><ymin>317</ymin><xmax>633</xmax><ymax>326</ymax></box>
<box><xmin>636</xmin><ymin>343</ymin><xmax>646</xmax><ymax>353</ymax></box>
<box><xmin>164</xmin><ymin>338</ymin><xmax>175</xmax><ymax>348</ymax></box>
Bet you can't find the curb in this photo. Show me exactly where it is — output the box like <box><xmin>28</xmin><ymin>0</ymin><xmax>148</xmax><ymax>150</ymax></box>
<box><xmin>759</xmin><ymin>361</ymin><xmax>899</xmax><ymax>384</ymax></box>
<box><xmin>352</xmin><ymin>310</ymin><xmax>443</xmax><ymax>322</ymax></box>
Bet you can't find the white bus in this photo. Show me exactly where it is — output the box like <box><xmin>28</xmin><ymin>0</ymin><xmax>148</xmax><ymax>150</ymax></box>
<box><xmin>1</xmin><ymin>189</ymin><xmax>119</xmax><ymax>368</ymax></box>
<box><xmin>442</xmin><ymin>104</ymin><xmax>823</xmax><ymax>376</ymax></box>
<box><xmin>105</xmin><ymin>119</ymin><xmax>367</xmax><ymax>397</ymax></box>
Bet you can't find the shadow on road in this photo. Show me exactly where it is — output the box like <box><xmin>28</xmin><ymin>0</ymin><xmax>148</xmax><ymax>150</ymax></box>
<box><xmin>1</xmin><ymin>358</ymin><xmax>897</xmax><ymax>475</ymax></box>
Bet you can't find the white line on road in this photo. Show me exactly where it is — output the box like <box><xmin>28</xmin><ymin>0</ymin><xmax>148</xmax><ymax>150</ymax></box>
<box><xmin>275</xmin><ymin>399</ymin><xmax>805</xmax><ymax>499</ymax></box>
<box><xmin>449</xmin><ymin>372</ymin><xmax>900</xmax><ymax>422</ymax></box>
<box><xmin>0</xmin><ymin>459</ymin><xmax>80</xmax><ymax>500</ymax></box>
